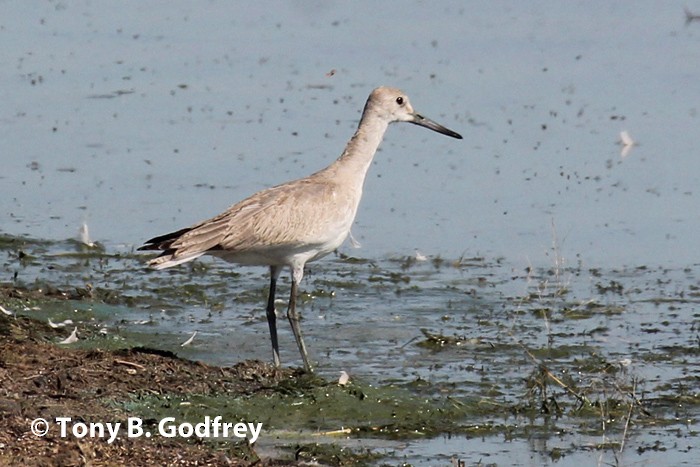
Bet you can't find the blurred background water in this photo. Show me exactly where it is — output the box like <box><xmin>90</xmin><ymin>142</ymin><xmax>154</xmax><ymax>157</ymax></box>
<box><xmin>2</xmin><ymin>1</ymin><xmax>698</xmax><ymax>269</ymax></box>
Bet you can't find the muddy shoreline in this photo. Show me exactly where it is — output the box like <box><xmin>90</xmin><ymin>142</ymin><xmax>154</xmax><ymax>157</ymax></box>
<box><xmin>0</xmin><ymin>291</ymin><xmax>310</xmax><ymax>466</ymax></box>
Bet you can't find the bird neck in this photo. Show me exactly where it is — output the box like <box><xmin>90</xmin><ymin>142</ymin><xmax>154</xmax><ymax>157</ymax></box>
<box><xmin>329</xmin><ymin>111</ymin><xmax>389</xmax><ymax>182</ymax></box>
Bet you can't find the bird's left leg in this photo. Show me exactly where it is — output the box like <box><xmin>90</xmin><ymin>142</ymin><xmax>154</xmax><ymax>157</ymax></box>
<box><xmin>287</xmin><ymin>266</ymin><xmax>312</xmax><ymax>372</ymax></box>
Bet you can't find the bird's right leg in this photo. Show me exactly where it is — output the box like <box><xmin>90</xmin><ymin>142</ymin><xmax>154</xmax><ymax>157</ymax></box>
<box><xmin>266</xmin><ymin>266</ymin><xmax>281</xmax><ymax>367</ymax></box>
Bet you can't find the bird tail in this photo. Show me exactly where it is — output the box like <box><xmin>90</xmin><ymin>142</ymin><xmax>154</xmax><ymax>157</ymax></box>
<box><xmin>138</xmin><ymin>227</ymin><xmax>204</xmax><ymax>269</ymax></box>
<box><xmin>146</xmin><ymin>251</ymin><xmax>205</xmax><ymax>270</ymax></box>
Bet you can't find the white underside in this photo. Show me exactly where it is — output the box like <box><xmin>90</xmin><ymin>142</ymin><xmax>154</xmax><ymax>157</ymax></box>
<box><xmin>151</xmin><ymin>229</ymin><xmax>350</xmax><ymax>283</ymax></box>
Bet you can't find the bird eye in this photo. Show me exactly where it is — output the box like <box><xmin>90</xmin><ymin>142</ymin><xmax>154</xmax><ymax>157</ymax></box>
<box><xmin>396</xmin><ymin>96</ymin><xmax>404</xmax><ymax>105</ymax></box>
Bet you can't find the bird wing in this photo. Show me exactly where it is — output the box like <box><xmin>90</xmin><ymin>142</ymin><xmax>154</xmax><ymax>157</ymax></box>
<box><xmin>218</xmin><ymin>178</ymin><xmax>354</xmax><ymax>251</ymax></box>
<box><xmin>142</xmin><ymin>176</ymin><xmax>354</xmax><ymax>266</ymax></box>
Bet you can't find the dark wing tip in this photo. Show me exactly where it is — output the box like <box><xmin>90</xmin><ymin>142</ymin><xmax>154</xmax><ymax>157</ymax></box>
<box><xmin>138</xmin><ymin>227</ymin><xmax>193</xmax><ymax>251</ymax></box>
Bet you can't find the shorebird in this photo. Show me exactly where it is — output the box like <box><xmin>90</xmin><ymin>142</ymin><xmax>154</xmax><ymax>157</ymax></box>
<box><xmin>139</xmin><ymin>86</ymin><xmax>462</xmax><ymax>372</ymax></box>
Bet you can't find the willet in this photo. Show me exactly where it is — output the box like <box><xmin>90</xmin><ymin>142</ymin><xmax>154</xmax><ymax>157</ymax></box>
<box><xmin>139</xmin><ymin>86</ymin><xmax>462</xmax><ymax>372</ymax></box>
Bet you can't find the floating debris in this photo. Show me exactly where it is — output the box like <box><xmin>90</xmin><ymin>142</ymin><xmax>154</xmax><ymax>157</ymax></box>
<box><xmin>87</xmin><ymin>89</ymin><xmax>135</xmax><ymax>99</ymax></box>
<box><xmin>338</xmin><ymin>370</ymin><xmax>350</xmax><ymax>386</ymax></box>
<box><xmin>181</xmin><ymin>330</ymin><xmax>197</xmax><ymax>347</ymax></box>
<box><xmin>78</xmin><ymin>222</ymin><xmax>96</xmax><ymax>247</ymax></box>
<box><xmin>58</xmin><ymin>327</ymin><xmax>79</xmax><ymax>344</ymax></box>
<box><xmin>417</xmin><ymin>329</ymin><xmax>483</xmax><ymax>349</ymax></box>
<box><xmin>684</xmin><ymin>7</ymin><xmax>700</xmax><ymax>24</ymax></box>
<box><xmin>619</xmin><ymin>130</ymin><xmax>635</xmax><ymax>158</ymax></box>
<box><xmin>48</xmin><ymin>318</ymin><xmax>74</xmax><ymax>328</ymax></box>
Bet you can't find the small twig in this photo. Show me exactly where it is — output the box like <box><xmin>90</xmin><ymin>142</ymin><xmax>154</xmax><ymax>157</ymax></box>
<box><xmin>542</xmin><ymin>365</ymin><xmax>589</xmax><ymax>404</ymax></box>
<box><xmin>618</xmin><ymin>378</ymin><xmax>637</xmax><ymax>453</ymax></box>
<box><xmin>114</xmin><ymin>359</ymin><xmax>146</xmax><ymax>371</ymax></box>
<box><xmin>550</xmin><ymin>218</ymin><xmax>562</xmax><ymax>287</ymax></box>
<box><xmin>316</xmin><ymin>428</ymin><xmax>352</xmax><ymax>436</ymax></box>
<box><xmin>22</xmin><ymin>373</ymin><xmax>46</xmax><ymax>381</ymax></box>
<box><xmin>513</xmin><ymin>335</ymin><xmax>590</xmax><ymax>404</ymax></box>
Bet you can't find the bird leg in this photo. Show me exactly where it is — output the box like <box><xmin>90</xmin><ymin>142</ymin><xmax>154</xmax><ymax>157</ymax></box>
<box><xmin>287</xmin><ymin>279</ymin><xmax>312</xmax><ymax>372</ymax></box>
<box><xmin>266</xmin><ymin>267</ymin><xmax>281</xmax><ymax>368</ymax></box>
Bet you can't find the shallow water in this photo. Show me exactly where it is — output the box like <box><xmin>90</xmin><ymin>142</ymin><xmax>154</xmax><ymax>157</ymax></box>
<box><xmin>3</xmin><ymin>235</ymin><xmax>698</xmax><ymax>465</ymax></box>
<box><xmin>2</xmin><ymin>1</ymin><xmax>700</xmax><ymax>465</ymax></box>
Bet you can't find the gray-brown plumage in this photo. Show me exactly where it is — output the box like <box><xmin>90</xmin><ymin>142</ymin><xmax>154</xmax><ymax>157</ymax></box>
<box><xmin>139</xmin><ymin>86</ymin><xmax>462</xmax><ymax>371</ymax></box>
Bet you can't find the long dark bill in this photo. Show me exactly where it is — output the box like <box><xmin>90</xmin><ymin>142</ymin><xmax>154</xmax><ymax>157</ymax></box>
<box><xmin>410</xmin><ymin>113</ymin><xmax>463</xmax><ymax>139</ymax></box>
